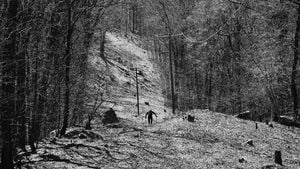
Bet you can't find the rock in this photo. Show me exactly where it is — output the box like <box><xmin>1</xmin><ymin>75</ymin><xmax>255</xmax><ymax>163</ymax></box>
<box><xmin>236</xmin><ymin>110</ymin><xmax>252</xmax><ymax>120</ymax></box>
<box><xmin>183</xmin><ymin>115</ymin><xmax>195</xmax><ymax>122</ymax></box>
<box><xmin>137</xmin><ymin>70</ymin><xmax>144</xmax><ymax>76</ymax></box>
<box><xmin>245</xmin><ymin>140</ymin><xmax>254</xmax><ymax>146</ymax></box>
<box><xmin>102</xmin><ymin>108</ymin><xmax>119</xmax><ymax>125</ymax></box>
<box><xmin>238</xmin><ymin>158</ymin><xmax>246</xmax><ymax>163</ymax></box>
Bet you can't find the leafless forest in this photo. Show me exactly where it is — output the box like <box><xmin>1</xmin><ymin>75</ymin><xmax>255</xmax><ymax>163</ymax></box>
<box><xmin>1</xmin><ymin>0</ymin><xmax>300</xmax><ymax>168</ymax></box>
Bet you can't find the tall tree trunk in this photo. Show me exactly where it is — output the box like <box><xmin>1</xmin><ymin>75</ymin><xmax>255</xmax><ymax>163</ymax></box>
<box><xmin>29</xmin><ymin>56</ymin><xmax>39</xmax><ymax>154</ymax></box>
<box><xmin>291</xmin><ymin>5</ymin><xmax>300</xmax><ymax>121</ymax></box>
<box><xmin>131</xmin><ymin>4</ymin><xmax>135</xmax><ymax>33</ymax></box>
<box><xmin>16</xmin><ymin>37</ymin><xmax>26</xmax><ymax>151</ymax></box>
<box><xmin>60</xmin><ymin>0</ymin><xmax>72</xmax><ymax>136</ymax></box>
<box><xmin>1</xmin><ymin>0</ymin><xmax>18</xmax><ymax>168</ymax></box>
<box><xmin>169</xmin><ymin>36</ymin><xmax>175</xmax><ymax>114</ymax></box>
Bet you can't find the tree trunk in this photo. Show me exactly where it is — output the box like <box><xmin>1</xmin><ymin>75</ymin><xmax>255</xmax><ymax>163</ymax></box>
<box><xmin>16</xmin><ymin>31</ymin><xmax>28</xmax><ymax>152</ymax></box>
<box><xmin>291</xmin><ymin>5</ymin><xmax>300</xmax><ymax>122</ymax></box>
<box><xmin>131</xmin><ymin>4</ymin><xmax>135</xmax><ymax>33</ymax></box>
<box><xmin>60</xmin><ymin>0</ymin><xmax>73</xmax><ymax>136</ymax></box>
<box><xmin>1</xmin><ymin>0</ymin><xmax>18</xmax><ymax>168</ymax></box>
<box><xmin>169</xmin><ymin>36</ymin><xmax>176</xmax><ymax>114</ymax></box>
<box><xmin>29</xmin><ymin>56</ymin><xmax>39</xmax><ymax>154</ymax></box>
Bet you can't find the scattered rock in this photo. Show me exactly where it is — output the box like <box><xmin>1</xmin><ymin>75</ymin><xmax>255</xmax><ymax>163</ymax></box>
<box><xmin>145</xmin><ymin>102</ymin><xmax>149</xmax><ymax>105</ymax></box>
<box><xmin>269</xmin><ymin>123</ymin><xmax>274</xmax><ymax>128</ymax></box>
<box><xmin>238</xmin><ymin>158</ymin><xmax>246</xmax><ymax>163</ymax></box>
<box><xmin>245</xmin><ymin>140</ymin><xmax>254</xmax><ymax>146</ymax></box>
<box><xmin>183</xmin><ymin>115</ymin><xmax>195</xmax><ymax>122</ymax></box>
<box><xmin>137</xmin><ymin>70</ymin><xmax>144</xmax><ymax>76</ymax></box>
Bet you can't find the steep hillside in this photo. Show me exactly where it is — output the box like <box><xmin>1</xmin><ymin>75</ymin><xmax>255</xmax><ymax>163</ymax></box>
<box><xmin>89</xmin><ymin>32</ymin><xmax>171</xmax><ymax>123</ymax></box>
<box><xmin>20</xmin><ymin>32</ymin><xmax>300</xmax><ymax>169</ymax></box>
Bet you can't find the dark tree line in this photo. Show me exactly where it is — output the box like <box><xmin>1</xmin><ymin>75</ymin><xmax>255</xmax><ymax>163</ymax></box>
<box><xmin>0</xmin><ymin>0</ymin><xmax>119</xmax><ymax>168</ymax></box>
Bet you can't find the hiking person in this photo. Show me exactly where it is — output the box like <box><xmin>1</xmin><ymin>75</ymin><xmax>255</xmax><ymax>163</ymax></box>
<box><xmin>145</xmin><ymin>110</ymin><xmax>157</xmax><ymax>124</ymax></box>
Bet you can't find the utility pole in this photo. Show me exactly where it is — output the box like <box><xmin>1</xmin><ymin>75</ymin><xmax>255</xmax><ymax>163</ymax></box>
<box><xmin>135</xmin><ymin>68</ymin><xmax>140</xmax><ymax>115</ymax></box>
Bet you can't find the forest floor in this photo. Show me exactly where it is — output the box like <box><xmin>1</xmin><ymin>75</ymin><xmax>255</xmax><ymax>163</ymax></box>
<box><xmin>21</xmin><ymin>32</ymin><xmax>300</xmax><ymax>169</ymax></box>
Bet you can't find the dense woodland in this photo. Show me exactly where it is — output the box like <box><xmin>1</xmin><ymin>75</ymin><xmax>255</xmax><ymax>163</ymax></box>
<box><xmin>0</xmin><ymin>0</ymin><xmax>300</xmax><ymax>168</ymax></box>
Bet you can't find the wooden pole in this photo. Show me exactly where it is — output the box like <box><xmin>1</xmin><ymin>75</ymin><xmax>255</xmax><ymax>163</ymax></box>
<box><xmin>136</xmin><ymin>68</ymin><xmax>140</xmax><ymax>115</ymax></box>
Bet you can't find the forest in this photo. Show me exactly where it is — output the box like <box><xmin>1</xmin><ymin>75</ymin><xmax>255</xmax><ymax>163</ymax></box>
<box><xmin>0</xmin><ymin>0</ymin><xmax>300</xmax><ymax>168</ymax></box>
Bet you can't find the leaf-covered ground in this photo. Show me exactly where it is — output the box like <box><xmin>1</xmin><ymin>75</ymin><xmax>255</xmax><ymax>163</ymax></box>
<box><xmin>21</xmin><ymin>32</ymin><xmax>300</xmax><ymax>169</ymax></box>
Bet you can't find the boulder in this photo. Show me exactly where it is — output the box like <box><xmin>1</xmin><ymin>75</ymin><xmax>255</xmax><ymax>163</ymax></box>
<box><xmin>102</xmin><ymin>108</ymin><xmax>119</xmax><ymax>125</ymax></box>
<box><xmin>236</xmin><ymin>110</ymin><xmax>252</xmax><ymax>120</ymax></box>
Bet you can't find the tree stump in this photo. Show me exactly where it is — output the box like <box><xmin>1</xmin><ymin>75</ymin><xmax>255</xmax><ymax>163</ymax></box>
<box><xmin>274</xmin><ymin>150</ymin><xmax>282</xmax><ymax>165</ymax></box>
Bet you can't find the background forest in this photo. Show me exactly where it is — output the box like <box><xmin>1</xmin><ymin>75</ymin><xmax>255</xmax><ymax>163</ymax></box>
<box><xmin>0</xmin><ymin>0</ymin><xmax>300</xmax><ymax>168</ymax></box>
